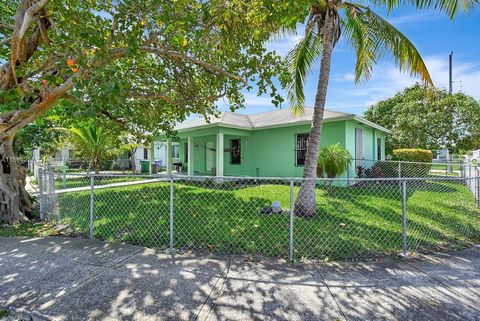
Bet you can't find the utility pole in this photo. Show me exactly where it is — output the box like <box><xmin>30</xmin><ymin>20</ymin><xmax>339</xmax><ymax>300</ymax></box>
<box><xmin>449</xmin><ymin>52</ymin><xmax>453</xmax><ymax>94</ymax></box>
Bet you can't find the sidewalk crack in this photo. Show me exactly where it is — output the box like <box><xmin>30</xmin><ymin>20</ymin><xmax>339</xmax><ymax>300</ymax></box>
<box><xmin>313</xmin><ymin>262</ymin><xmax>348</xmax><ymax>321</ymax></box>
<box><xmin>194</xmin><ymin>257</ymin><xmax>232</xmax><ymax>321</ymax></box>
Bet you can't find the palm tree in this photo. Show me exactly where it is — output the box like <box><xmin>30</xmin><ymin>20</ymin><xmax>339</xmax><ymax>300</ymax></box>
<box><xmin>317</xmin><ymin>144</ymin><xmax>352</xmax><ymax>179</ymax></box>
<box><xmin>287</xmin><ymin>0</ymin><xmax>476</xmax><ymax>217</ymax></box>
<box><xmin>69</xmin><ymin>125</ymin><xmax>118</xmax><ymax>173</ymax></box>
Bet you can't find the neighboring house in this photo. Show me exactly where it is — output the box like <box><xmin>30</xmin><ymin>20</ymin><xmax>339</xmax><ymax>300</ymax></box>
<box><xmin>432</xmin><ymin>149</ymin><xmax>450</xmax><ymax>163</ymax></box>
<box><xmin>154</xmin><ymin>108</ymin><xmax>391</xmax><ymax>178</ymax></box>
<box><xmin>31</xmin><ymin>142</ymin><xmax>180</xmax><ymax>174</ymax></box>
<box><xmin>469</xmin><ymin>149</ymin><xmax>480</xmax><ymax>163</ymax></box>
<box><xmin>130</xmin><ymin>142</ymin><xmax>179</xmax><ymax>172</ymax></box>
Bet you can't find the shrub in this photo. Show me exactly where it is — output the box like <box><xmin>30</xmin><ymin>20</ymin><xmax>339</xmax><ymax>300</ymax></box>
<box><xmin>317</xmin><ymin>144</ymin><xmax>352</xmax><ymax>178</ymax></box>
<box><xmin>392</xmin><ymin>149</ymin><xmax>433</xmax><ymax>163</ymax></box>
<box><xmin>392</xmin><ymin>148</ymin><xmax>433</xmax><ymax>177</ymax></box>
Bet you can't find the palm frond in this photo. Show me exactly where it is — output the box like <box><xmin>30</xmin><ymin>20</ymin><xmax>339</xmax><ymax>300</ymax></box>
<box><xmin>285</xmin><ymin>28</ymin><xmax>322</xmax><ymax>116</ymax></box>
<box><xmin>358</xmin><ymin>0</ymin><xmax>479</xmax><ymax>19</ymax></box>
<box><xmin>342</xmin><ymin>6</ymin><xmax>433</xmax><ymax>86</ymax></box>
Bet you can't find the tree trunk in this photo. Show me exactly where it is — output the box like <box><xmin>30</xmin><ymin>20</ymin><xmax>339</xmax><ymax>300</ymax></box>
<box><xmin>0</xmin><ymin>137</ymin><xmax>32</xmax><ymax>224</ymax></box>
<box><xmin>131</xmin><ymin>148</ymin><xmax>137</xmax><ymax>173</ymax></box>
<box><xmin>294</xmin><ymin>8</ymin><xmax>336</xmax><ymax>218</ymax></box>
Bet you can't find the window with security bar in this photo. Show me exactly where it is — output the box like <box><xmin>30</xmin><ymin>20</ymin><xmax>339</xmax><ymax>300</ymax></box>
<box><xmin>295</xmin><ymin>133</ymin><xmax>309</xmax><ymax>166</ymax></box>
<box><xmin>230</xmin><ymin>139</ymin><xmax>241</xmax><ymax>164</ymax></box>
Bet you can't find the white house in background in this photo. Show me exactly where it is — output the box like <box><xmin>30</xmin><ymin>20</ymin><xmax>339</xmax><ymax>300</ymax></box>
<box><xmin>470</xmin><ymin>149</ymin><xmax>480</xmax><ymax>163</ymax></box>
<box><xmin>432</xmin><ymin>149</ymin><xmax>450</xmax><ymax>163</ymax></box>
<box><xmin>133</xmin><ymin>142</ymin><xmax>179</xmax><ymax>173</ymax></box>
<box><xmin>31</xmin><ymin>141</ymin><xmax>180</xmax><ymax>175</ymax></box>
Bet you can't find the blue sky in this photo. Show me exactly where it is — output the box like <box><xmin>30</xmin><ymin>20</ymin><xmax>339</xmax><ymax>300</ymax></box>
<box><xmin>217</xmin><ymin>6</ymin><xmax>480</xmax><ymax>116</ymax></box>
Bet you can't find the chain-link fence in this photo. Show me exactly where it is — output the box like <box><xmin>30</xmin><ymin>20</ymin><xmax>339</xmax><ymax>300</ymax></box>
<box><xmin>352</xmin><ymin>158</ymin><xmax>463</xmax><ymax>179</ymax></box>
<box><xmin>37</xmin><ymin>161</ymin><xmax>480</xmax><ymax>261</ymax></box>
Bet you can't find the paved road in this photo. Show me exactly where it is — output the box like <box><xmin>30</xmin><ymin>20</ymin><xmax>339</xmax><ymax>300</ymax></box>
<box><xmin>0</xmin><ymin>237</ymin><xmax>479</xmax><ymax>321</ymax></box>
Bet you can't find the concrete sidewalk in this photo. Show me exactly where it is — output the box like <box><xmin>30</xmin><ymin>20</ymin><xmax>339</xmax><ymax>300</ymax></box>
<box><xmin>0</xmin><ymin>237</ymin><xmax>479</xmax><ymax>321</ymax></box>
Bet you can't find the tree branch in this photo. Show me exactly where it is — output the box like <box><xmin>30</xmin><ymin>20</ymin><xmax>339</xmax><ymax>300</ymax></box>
<box><xmin>130</xmin><ymin>88</ymin><xmax>227</xmax><ymax>106</ymax></box>
<box><xmin>140</xmin><ymin>46</ymin><xmax>247</xmax><ymax>85</ymax></box>
<box><xmin>0</xmin><ymin>36</ymin><xmax>11</xmax><ymax>46</ymax></box>
<box><xmin>0</xmin><ymin>75</ymin><xmax>75</xmax><ymax>139</ymax></box>
<box><xmin>110</xmin><ymin>47</ymin><xmax>247</xmax><ymax>85</ymax></box>
<box><xmin>17</xmin><ymin>0</ymin><xmax>50</xmax><ymax>40</ymax></box>
<box><xmin>0</xmin><ymin>22</ymin><xmax>15</xmax><ymax>30</ymax></box>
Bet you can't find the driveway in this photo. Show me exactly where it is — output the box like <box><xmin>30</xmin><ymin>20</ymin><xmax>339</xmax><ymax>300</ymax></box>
<box><xmin>0</xmin><ymin>237</ymin><xmax>479</xmax><ymax>321</ymax></box>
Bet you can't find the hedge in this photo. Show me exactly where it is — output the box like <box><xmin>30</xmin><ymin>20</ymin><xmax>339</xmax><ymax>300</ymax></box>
<box><xmin>392</xmin><ymin>148</ymin><xmax>433</xmax><ymax>177</ymax></box>
<box><xmin>392</xmin><ymin>149</ymin><xmax>433</xmax><ymax>163</ymax></box>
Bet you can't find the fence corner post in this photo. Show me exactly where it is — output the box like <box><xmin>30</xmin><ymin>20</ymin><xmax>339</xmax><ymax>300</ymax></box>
<box><xmin>169</xmin><ymin>176</ymin><xmax>175</xmax><ymax>254</ymax></box>
<box><xmin>401</xmin><ymin>179</ymin><xmax>408</xmax><ymax>257</ymax></box>
<box><xmin>476</xmin><ymin>167</ymin><xmax>480</xmax><ymax>208</ymax></box>
<box><xmin>38</xmin><ymin>168</ymin><xmax>44</xmax><ymax>220</ymax></box>
<box><xmin>89</xmin><ymin>175</ymin><xmax>95</xmax><ymax>239</ymax></box>
<box><xmin>289</xmin><ymin>179</ymin><xmax>294</xmax><ymax>262</ymax></box>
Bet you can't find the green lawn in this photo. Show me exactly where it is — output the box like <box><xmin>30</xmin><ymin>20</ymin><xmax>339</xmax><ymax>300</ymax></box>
<box><xmin>52</xmin><ymin>176</ymin><xmax>148</xmax><ymax>189</ymax></box>
<box><xmin>56</xmin><ymin>179</ymin><xmax>480</xmax><ymax>260</ymax></box>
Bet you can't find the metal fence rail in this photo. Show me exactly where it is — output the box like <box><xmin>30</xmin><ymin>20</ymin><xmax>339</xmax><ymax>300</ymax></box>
<box><xmin>38</xmin><ymin>162</ymin><xmax>480</xmax><ymax>261</ymax></box>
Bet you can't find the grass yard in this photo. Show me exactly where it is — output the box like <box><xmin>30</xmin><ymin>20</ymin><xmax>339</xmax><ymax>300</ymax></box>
<box><xmin>56</xmin><ymin>179</ymin><xmax>480</xmax><ymax>260</ymax></box>
<box><xmin>52</xmin><ymin>175</ymin><xmax>149</xmax><ymax>189</ymax></box>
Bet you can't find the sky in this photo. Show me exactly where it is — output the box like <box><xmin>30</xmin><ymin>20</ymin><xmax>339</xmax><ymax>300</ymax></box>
<box><xmin>216</xmin><ymin>5</ymin><xmax>480</xmax><ymax>116</ymax></box>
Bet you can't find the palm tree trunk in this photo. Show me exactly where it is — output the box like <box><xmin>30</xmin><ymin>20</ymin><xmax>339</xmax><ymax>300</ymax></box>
<box><xmin>294</xmin><ymin>6</ymin><xmax>336</xmax><ymax>218</ymax></box>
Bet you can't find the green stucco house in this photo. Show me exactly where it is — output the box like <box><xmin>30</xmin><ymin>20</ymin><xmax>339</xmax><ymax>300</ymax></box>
<box><xmin>154</xmin><ymin>108</ymin><xmax>390</xmax><ymax>178</ymax></box>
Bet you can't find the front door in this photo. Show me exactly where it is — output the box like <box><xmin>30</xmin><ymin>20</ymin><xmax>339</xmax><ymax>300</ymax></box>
<box><xmin>355</xmin><ymin>128</ymin><xmax>363</xmax><ymax>167</ymax></box>
<box><xmin>206</xmin><ymin>141</ymin><xmax>214</xmax><ymax>172</ymax></box>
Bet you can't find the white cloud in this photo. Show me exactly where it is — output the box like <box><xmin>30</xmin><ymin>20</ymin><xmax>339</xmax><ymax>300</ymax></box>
<box><xmin>332</xmin><ymin>72</ymin><xmax>356</xmax><ymax>82</ymax></box>
<box><xmin>387</xmin><ymin>12</ymin><xmax>441</xmax><ymax>26</ymax></box>
<box><xmin>266</xmin><ymin>29</ymin><xmax>304</xmax><ymax>58</ymax></box>
<box><xmin>313</xmin><ymin>54</ymin><xmax>480</xmax><ymax>117</ymax></box>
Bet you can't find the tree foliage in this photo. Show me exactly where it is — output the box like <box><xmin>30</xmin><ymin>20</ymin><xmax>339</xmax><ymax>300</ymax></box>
<box><xmin>364</xmin><ymin>84</ymin><xmax>480</xmax><ymax>153</ymax></box>
<box><xmin>0</xmin><ymin>0</ymin><xmax>307</xmax><ymax>140</ymax></box>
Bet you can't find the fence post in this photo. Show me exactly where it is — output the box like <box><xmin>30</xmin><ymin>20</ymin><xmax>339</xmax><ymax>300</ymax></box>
<box><xmin>289</xmin><ymin>179</ymin><xmax>294</xmax><ymax>262</ymax></box>
<box><xmin>169</xmin><ymin>176</ymin><xmax>174</xmax><ymax>253</ymax></box>
<box><xmin>38</xmin><ymin>168</ymin><xmax>44</xmax><ymax>220</ymax></box>
<box><xmin>62</xmin><ymin>167</ymin><xmax>67</xmax><ymax>189</ymax></box>
<box><xmin>401</xmin><ymin>179</ymin><xmax>408</xmax><ymax>257</ymax></box>
<box><xmin>476</xmin><ymin>167</ymin><xmax>480</xmax><ymax>208</ymax></box>
<box><xmin>89</xmin><ymin>175</ymin><xmax>95</xmax><ymax>239</ymax></box>
<box><xmin>48</xmin><ymin>166</ymin><xmax>55</xmax><ymax>211</ymax></box>
<box><xmin>398</xmin><ymin>162</ymin><xmax>402</xmax><ymax>179</ymax></box>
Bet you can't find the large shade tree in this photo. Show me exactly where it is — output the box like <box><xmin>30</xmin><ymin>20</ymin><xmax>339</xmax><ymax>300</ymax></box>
<box><xmin>364</xmin><ymin>84</ymin><xmax>480</xmax><ymax>153</ymax></box>
<box><xmin>286</xmin><ymin>0</ymin><xmax>477</xmax><ymax>217</ymax></box>
<box><xmin>0</xmin><ymin>0</ymin><xmax>306</xmax><ymax>224</ymax></box>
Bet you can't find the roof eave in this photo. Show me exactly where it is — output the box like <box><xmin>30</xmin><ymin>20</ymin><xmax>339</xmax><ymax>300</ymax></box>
<box><xmin>352</xmin><ymin>116</ymin><xmax>392</xmax><ymax>134</ymax></box>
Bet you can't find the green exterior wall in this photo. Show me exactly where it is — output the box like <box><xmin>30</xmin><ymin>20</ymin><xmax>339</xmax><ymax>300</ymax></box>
<box><xmin>155</xmin><ymin>119</ymin><xmax>387</xmax><ymax>178</ymax></box>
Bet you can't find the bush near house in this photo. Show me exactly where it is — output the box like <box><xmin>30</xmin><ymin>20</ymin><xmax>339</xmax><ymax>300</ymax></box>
<box><xmin>317</xmin><ymin>144</ymin><xmax>352</xmax><ymax>178</ymax></box>
<box><xmin>392</xmin><ymin>148</ymin><xmax>433</xmax><ymax>177</ymax></box>
<box><xmin>392</xmin><ymin>148</ymin><xmax>433</xmax><ymax>163</ymax></box>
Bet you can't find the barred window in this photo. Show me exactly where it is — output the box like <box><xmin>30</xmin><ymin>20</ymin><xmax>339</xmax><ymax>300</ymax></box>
<box><xmin>295</xmin><ymin>133</ymin><xmax>309</xmax><ymax>166</ymax></box>
<box><xmin>231</xmin><ymin>139</ymin><xmax>241</xmax><ymax>164</ymax></box>
<box><xmin>184</xmin><ymin>143</ymin><xmax>188</xmax><ymax>162</ymax></box>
